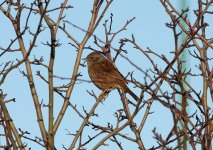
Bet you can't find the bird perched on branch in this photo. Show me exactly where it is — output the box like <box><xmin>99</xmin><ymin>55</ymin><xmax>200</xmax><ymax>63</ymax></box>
<box><xmin>84</xmin><ymin>51</ymin><xmax>140</xmax><ymax>102</ymax></box>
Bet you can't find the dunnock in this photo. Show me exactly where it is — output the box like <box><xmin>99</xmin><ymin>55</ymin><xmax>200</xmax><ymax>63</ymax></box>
<box><xmin>85</xmin><ymin>51</ymin><xmax>140</xmax><ymax>102</ymax></box>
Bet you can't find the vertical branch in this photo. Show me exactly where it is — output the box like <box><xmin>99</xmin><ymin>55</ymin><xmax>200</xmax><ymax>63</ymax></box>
<box><xmin>47</xmin><ymin>29</ymin><xmax>56</xmax><ymax>150</ymax></box>
<box><xmin>199</xmin><ymin>37</ymin><xmax>210</xmax><ymax>150</ymax></box>
<box><xmin>120</xmin><ymin>93</ymin><xmax>145</xmax><ymax>150</ymax></box>
<box><xmin>37</xmin><ymin>0</ymin><xmax>56</xmax><ymax>148</ymax></box>
<box><xmin>0</xmin><ymin>92</ymin><xmax>24</xmax><ymax>150</ymax></box>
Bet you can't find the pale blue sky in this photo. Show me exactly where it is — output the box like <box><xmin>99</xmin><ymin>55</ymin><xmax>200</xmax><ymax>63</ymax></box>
<box><xmin>0</xmin><ymin>1</ymin><xmax>212</xmax><ymax>149</ymax></box>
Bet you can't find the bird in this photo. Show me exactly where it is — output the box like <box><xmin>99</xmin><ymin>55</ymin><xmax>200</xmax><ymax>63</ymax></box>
<box><xmin>84</xmin><ymin>51</ymin><xmax>140</xmax><ymax>102</ymax></box>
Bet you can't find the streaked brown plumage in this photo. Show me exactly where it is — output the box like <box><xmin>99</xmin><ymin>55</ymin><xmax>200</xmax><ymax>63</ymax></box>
<box><xmin>85</xmin><ymin>51</ymin><xmax>140</xmax><ymax>102</ymax></box>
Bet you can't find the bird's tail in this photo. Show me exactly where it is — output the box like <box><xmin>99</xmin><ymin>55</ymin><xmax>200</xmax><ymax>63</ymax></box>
<box><xmin>126</xmin><ymin>88</ymin><xmax>141</xmax><ymax>102</ymax></box>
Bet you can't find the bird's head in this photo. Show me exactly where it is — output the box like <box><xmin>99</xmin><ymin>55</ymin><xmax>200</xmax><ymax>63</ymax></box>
<box><xmin>84</xmin><ymin>51</ymin><xmax>105</xmax><ymax>64</ymax></box>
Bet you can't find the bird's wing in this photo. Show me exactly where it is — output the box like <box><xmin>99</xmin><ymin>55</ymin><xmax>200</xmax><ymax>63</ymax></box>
<box><xmin>100</xmin><ymin>60</ymin><xmax>127</xmax><ymax>83</ymax></box>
